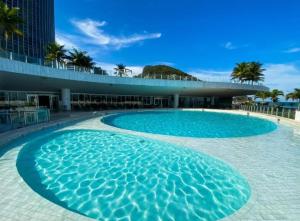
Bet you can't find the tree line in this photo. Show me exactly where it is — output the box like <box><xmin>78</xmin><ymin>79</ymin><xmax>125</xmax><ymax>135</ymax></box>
<box><xmin>45</xmin><ymin>42</ymin><xmax>133</xmax><ymax>77</ymax></box>
<box><xmin>256</xmin><ymin>89</ymin><xmax>300</xmax><ymax>103</ymax></box>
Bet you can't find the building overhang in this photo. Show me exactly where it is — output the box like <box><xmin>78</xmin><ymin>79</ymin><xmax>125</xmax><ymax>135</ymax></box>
<box><xmin>0</xmin><ymin>58</ymin><xmax>269</xmax><ymax>97</ymax></box>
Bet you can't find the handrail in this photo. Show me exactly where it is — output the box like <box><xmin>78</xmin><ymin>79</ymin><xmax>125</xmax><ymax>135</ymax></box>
<box><xmin>0</xmin><ymin>50</ymin><xmax>266</xmax><ymax>85</ymax></box>
<box><xmin>0</xmin><ymin>108</ymin><xmax>50</xmax><ymax>133</ymax></box>
<box><xmin>240</xmin><ymin>104</ymin><xmax>297</xmax><ymax>120</ymax></box>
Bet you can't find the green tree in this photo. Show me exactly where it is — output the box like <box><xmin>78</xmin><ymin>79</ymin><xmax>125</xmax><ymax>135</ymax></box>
<box><xmin>114</xmin><ymin>64</ymin><xmax>132</xmax><ymax>77</ymax></box>
<box><xmin>231</xmin><ymin>62</ymin><xmax>265</xmax><ymax>84</ymax></box>
<box><xmin>45</xmin><ymin>42</ymin><xmax>66</xmax><ymax>67</ymax></box>
<box><xmin>255</xmin><ymin>91</ymin><xmax>271</xmax><ymax>103</ymax></box>
<box><xmin>67</xmin><ymin>49</ymin><xmax>95</xmax><ymax>70</ymax></box>
<box><xmin>231</xmin><ymin>62</ymin><xmax>249</xmax><ymax>83</ymax></box>
<box><xmin>245</xmin><ymin>62</ymin><xmax>265</xmax><ymax>84</ymax></box>
<box><xmin>286</xmin><ymin>88</ymin><xmax>300</xmax><ymax>102</ymax></box>
<box><xmin>0</xmin><ymin>1</ymin><xmax>23</xmax><ymax>50</ymax></box>
<box><xmin>269</xmin><ymin>89</ymin><xmax>284</xmax><ymax>102</ymax></box>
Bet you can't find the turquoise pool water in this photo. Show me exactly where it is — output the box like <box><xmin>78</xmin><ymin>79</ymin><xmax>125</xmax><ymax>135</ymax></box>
<box><xmin>102</xmin><ymin>111</ymin><xmax>277</xmax><ymax>138</ymax></box>
<box><xmin>17</xmin><ymin>130</ymin><xmax>250</xmax><ymax>221</ymax></box>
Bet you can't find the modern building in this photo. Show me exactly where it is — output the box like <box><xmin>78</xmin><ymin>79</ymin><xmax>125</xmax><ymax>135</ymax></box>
<box><xmin>0</xmin><ymin>1</ymin><xmax>268</xmax><ymax>111</ymax></box>
<box><xmin>0</xmin><ymin>57</ymin><xmax>269</xmax><ymax>110</ymax></box>
<box><xmin>1</xmin><ymin>0</ymin><xmax>55</xmax><ymax>59</ymax></box>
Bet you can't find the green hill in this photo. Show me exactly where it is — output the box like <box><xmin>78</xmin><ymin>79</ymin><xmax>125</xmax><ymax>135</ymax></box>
<box><xmin>135</xmin><ymin>65</ymin><xmax>199</xmax><ymax>80</ymax></box>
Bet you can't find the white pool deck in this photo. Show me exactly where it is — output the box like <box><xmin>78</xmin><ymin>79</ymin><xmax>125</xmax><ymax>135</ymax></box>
<box><xmin>0</xmin><ymin>109</ymin><xmax>299</xmax><ymax>221</ymax></box>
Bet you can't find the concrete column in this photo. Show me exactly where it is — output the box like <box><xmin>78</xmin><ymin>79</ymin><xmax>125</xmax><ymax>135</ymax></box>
<box><xmin>295</xmin><ymin>111</ymin><xmax>300</xmax><ymax>122</ymax></box>
<box><xmin>61</xmin><ymin>88</ymin><xmax>71</xmax><ymax>111</ymax></box>
<box><xmin>173</xmin><ymin>94</ymin><xmax>179</xmax><ymax>108</ymax></box>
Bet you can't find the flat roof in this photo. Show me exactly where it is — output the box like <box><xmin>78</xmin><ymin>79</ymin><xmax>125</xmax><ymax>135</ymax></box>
<box><xmin>0</xmin><ymin>58</ymin><xmax>269</xmax><ymax>97</ymax></box>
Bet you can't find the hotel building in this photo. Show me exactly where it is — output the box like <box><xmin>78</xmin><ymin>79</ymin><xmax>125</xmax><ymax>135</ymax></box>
<box><xmin>0</xmin><ymin>1</ymin><xmax>268</xmax><ymax>111</ymax></box>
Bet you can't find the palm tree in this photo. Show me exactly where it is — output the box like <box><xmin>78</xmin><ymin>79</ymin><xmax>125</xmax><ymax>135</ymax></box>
<box><xmin>294</xmin><ymin>88</ymin><xmax>300</xmax><ymax>102</ymax></box>
<box><xmin>245</xmin><ymin>62</ymin><xmax>265</xmax><ymax>85</ymax></box>
<box><xmin>286</xmin><ymin>92</ymin><xmax>297</xmax><ymax>101</ymax></box>
<box><xmin>286</xmin><ymin>88</ymin><xmax>300</xmax><ymax>102</ymax></box>
<box><xmin>231</xmin><ymin>62</ymin><xmax>265</xmax><ymax>85</ymax></box>
<box><xmin>231</xmin><ymin>62</ymin><xmax>248</xmax><ymax>83</ymax></box>
<box><xmin>269</xmin><ymin>89</ymin><xmax>284</xmax><ymax>103</ymax></box>
<box><xmin>0</xmin><ymin>1</ymin><xmax>23</xmax><ymax>50</ymax></box>
<box><xmin>114</xmin><ymin>64</ymin><xmax>132</xmax><ymax>77</ymax></box>
<box><xmin>45</xmin><ymin>42</ymin><xmax>66</xmax><ymax>67</ymax></box>
<box><xmin>67</xmin><ymin>49</ymin><xmax>95</xmax><ymax>70</ymax></box>
<box><xmin>255</xmin><ymin>91</ymin><xmax>270</xmax><ymax>103</ymax></box>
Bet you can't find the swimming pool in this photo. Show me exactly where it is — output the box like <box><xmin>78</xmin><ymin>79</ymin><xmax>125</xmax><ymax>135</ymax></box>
<box><xmin>17</xmin><ymin>130</ymin><xmax>251</xmax><ymax>221</ymax></box>
<box><xmin>102</xmin><ymin>111</ymin><xmax>277</xmax><ymax>138</ymax></box>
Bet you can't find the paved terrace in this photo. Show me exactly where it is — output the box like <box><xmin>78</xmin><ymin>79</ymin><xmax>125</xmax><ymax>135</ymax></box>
<box><xmin>0</xmin><ymin>109</ymin><xmax>299</xmax><ymax>221</ymax></box>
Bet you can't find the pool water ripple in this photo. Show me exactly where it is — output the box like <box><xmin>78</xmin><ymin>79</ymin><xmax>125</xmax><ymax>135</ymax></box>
<box><xmin>102</xmin><ymin>111</ymin><xmax>277</xmax><ymax>138</ymax></box>
<box><xmin>17</xmin><ymin>130</ymin><xmax>250</xmax><ymax>221</ymax></box>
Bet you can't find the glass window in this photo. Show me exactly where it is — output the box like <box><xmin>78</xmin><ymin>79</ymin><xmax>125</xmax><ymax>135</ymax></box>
<box><xmin>18</xmin><ymin>92</ymin><xmax>27</xmax><ymax>101</ymax></box>
<box><xmin>100</xmin><ymin>96</ymin><xmax>106</xmax><ymax>102</ymax></box>
<box><xmin>9</xmin><ymin>92</ymin><xmax>18</xmax><ymax>101</ymax></box>
<box><xmin>85</xmin><ymin>94</ymin><xmax>91</xmax><ymax>102</ymax></box>
<box><xmin>79</xmin><ymin>94</ymin><xmax>84</xmax><ymax>102</ymax></box>
<box><xmin>0</xmin><ymin>92</ymin><xmax>6</xmax><ymax>102</ymax></box>
<box><xmin>72</xmin><ymin>94</ymin><xmax>79</xmax><ymax>102</ymax></box>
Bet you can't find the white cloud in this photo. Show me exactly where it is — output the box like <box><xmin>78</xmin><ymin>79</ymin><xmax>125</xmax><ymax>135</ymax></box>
<box><xmin>71</xmin><ymin>18</ymin><xmax>162</xmax><ymax>49</ymax></box>
<box><xmin>128</xmin><ymin>66</ymin><xmax>144</xmax><ymax>76</ymax></box>
<box><xmin>96</xmin><ymin>62</ymin><xmax>116</xmax><ymax>71</ymax></box>
<box><xmin>264</xmin><ymin>63</ymin><xmax>300</xmax><ymax>93</ymax></box>
<box><xmin>223</xmin><ymin>41</ymin><xmax>236</xmax><ymax>50</ymax></box>
<box><xmin>284</xmin><ymin>47</ymin><xmax>300</xmax><ymax>53</ymax></box>
<box><xmin>189</xmin><ymin>69</ymin><xmax>231</xmax><ymax>82</ymax></box>
<box><xmin>56</xmin><ymin>32</ymin><xmax>79</xmax><ymax>49</ymax></box>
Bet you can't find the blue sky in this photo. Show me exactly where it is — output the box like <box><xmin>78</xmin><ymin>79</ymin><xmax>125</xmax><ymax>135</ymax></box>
<box><xmin>55</xmin><ymin>0</ymin><xmax>300</xmax><ymax>93</ymax></box>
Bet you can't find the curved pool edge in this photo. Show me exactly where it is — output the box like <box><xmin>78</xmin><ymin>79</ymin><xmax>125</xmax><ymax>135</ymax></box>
<box><xmin>98</xmin><ymin>111</ymin><xmax>258</xmax><ymax>220</ymax></box>
<box><xmin>94</xmin><ymin>109</ymin><xmax>300</xmax><ymax>220</ymax></box>
<box><xmin>0</xmin><ymin>109</ymin><xmax>299</xmax><ymax>221</ymax></box>
<box><xmin>100</xmin><ymin>109</ymin><xmax>279</xmax><ymax>140</ymax></box>
<box><xmin>99</xmin><ymin>112</ymin><xmax>255</xmax><ymax>180</ymax></box>
<box><xmin>16</xmin><ymin>128</ymin><xmax>252</xmax><ymax>221</ymax></box>
<box><xmin>0</xmin><ymin>109</ymin><xmax>255</xmax><ymax>221</ymax></box>
<box><xmin>15</xmin><ymin>130</ymin><xmax>92</xmax><ymax>219</ymax></box>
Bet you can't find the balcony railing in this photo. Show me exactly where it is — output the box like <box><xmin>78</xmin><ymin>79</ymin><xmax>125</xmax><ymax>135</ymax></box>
<box><xmin>0</xmin><ymin>108</ymin><xmax>50</xmax><ymax>133</ymax></box>
<box><xmin>0</xmin><ymin>50</ymin><xmax>265</xmax><ymax>85</ymax></box>
<box><xmin>240</xmin><ymin>104</ymin><xmax>298</xmax><ymax>120</ymax></box>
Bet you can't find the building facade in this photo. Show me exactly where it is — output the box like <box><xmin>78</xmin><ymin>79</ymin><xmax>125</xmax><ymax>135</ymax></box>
<box><xmin>0</xmin><ymin>57</ymin><xmax>269</xmax><ymax>111</ymax></box>
<box><xmin>0</xmin><ymin>91</ymin><xmax>234</xmax><ymax>111</ymax></box>
<box><xmin>0</xmin><ymin>1</ymin><xmax>269</xmax><ymax>112</ymax></box>
<box><xmin>1</xmin><ymin>0</ymin><xmax>55</xmax><ymax>59</ymax></box>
